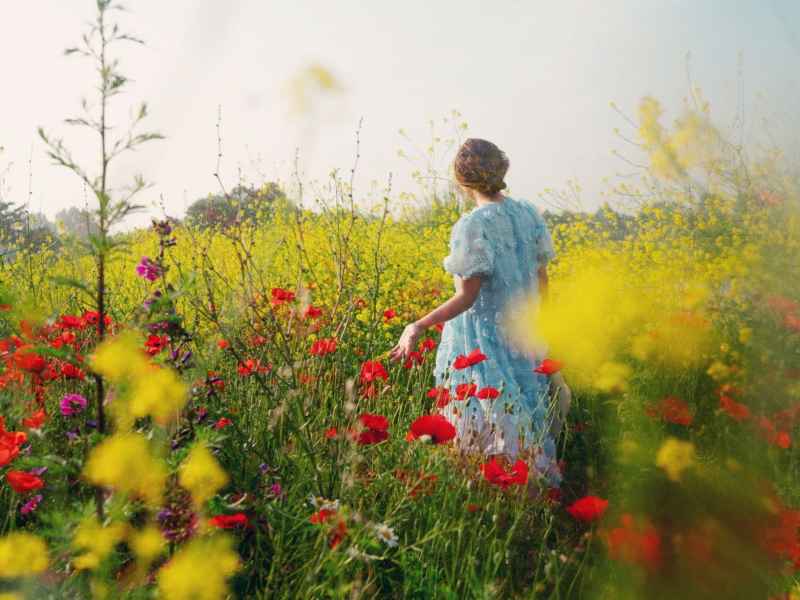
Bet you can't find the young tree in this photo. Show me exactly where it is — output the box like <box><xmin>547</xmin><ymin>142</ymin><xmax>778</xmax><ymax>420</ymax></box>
<box><xmin>37</xmin><ymin>0</ymin><xmax>162</xmax><ymax>515</ymax></box>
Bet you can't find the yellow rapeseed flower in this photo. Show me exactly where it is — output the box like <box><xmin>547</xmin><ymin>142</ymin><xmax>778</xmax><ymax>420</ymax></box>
<box><xmin>178</xmin><ymin>443</ymin><xmax>229</xmax><ymax>507</ymax></box>
<box><xmin>656</xmin><ymin>437</ymin><xmax>696</xmax><ymax>482</ymax></box>
<box><xmin>129</xmin><ymin>366</ymin><xmax>189</xmax><ymax>425</ymax></box>
<box><xmin>90</xmin><ymin>331</ymin><xmax>150</xmax><ymax>383</ymax></box>
<box><xmin>72</xmin><ymin>518</ymin><xmax>128</xmax><ymax>571</ymax></box>
<box><xmin>157</xmin><ymin>535</ymin><xmax>240</xmax><ymax>600</ymax></box>
<box><xmin>129</xmin><ymin>525</ymin><xmax>165</xmax><ymax>565</ymax></box>
<box><xmin>0</xmin><ymin>532</ymin><xmax>49</xmax><ymax>578</ymax></box>
<box><xmin>83</xmin><ymin>433</ymin><xmax>167</xmax><ymax>505</ymax></box>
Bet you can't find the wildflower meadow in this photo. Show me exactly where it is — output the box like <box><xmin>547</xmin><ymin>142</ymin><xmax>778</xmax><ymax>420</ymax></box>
<box><xmin>0</xmin><ymin>2</ymin><xmax>799</xmax><ymax>599</ymax></box>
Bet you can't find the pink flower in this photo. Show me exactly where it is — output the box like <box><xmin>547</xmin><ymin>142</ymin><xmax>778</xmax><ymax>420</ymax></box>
<box><xmin>135</xmin><ymin>256</ymin><xmax>162</xmax><ymax>282</ymax></box>
<box><xmin>60</xmin><ymin>393</ymin><xmax>88</xmax><ymax>417</ymax></box>
<box><xmin>20</xmin><ymin>494</ymin><xmax>42</xmax><ymax>516</ymax></box>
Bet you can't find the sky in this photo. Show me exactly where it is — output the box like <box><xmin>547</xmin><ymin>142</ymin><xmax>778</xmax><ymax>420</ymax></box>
<box><xmin>1</xmin><ymin>0</ymin><xmax>799</xmax><ymax>226</ymax></box>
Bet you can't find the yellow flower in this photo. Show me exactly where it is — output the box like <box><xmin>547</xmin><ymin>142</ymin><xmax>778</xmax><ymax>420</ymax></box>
<box><xmin>157</xmin><ymin>535</ymin><xmax>240</xmax><ymax>600</ymax></box>
<box><xmin>72</xmin><ymin>517</ymin><xmax>128</xmax><ymax>571</ymax></box>
<box><xmin>129</xmin><ymin>367</ymin><xmax>189</xmax><ymax>425</ymax></box>
<box><xmin>0</xmin><ymin>532</ymin><xmax>49</xmax><ymax>578</ymax></box>
<box><xmin>83</xmin><ymin>433</ymin><xmax>167</xmax><ymax>505</ymax></box>
<box><xmin>656</xmin><ymin>437</ymin><xmax>696</xmax><ymax>482</ymax></box>
<box><xmin>594</xmin><ymin>361</ymin><xmax>632</xmax><ymax>393</ymax></box>
<box><xmin>90</xmin><ymin>331</ymin><xmax>150</xmax><ymax>383</ymax></box>
<box><xmin>178</xmin><ymin>443</ymin><xmax>229</xmax><ymax>507</ymax></box>
<box><xmin>129</xmin><ymin>525</ymin><xmax>165</xmax><ymax>565</ymax></box>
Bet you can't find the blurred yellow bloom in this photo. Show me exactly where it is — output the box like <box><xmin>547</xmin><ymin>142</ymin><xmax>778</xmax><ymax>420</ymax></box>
<box><xmin>129</xmin><ymin>367</ymin><xmax>189</xmax><ymax>425</ymax></box>
<box><xmin>90</xmin><ymin>331</ymin><xmax>150</xmax><ymax>383</ymax></box>
<box><xmin>83</xmin><ymin>433</ymin><xmax>167</xmax><ymax>505</ymax></box>
<box><xmin>158</xmin><ymin>535</ymin><xmax>240</xmax><ymax>600</ymax></box>
<box><xmin>179</xmin><ymin>443</ymin><xmax>229</xmax><ymax>507</ymax></box>
<box><xmin>0</xmin><ymin>532</ymin><xmax>49</xmax><ymax>578</ymax></box>
<box><xmin>72</xmin><ymin>518</ymin><xmax>128</xmax><ymax>571</ymax></box>
<box><xmin>656</xmin><ymin>437</ymin><xmax>696</xmax><ymax>482</ymax></box>
<box><xmin>129</xmin><ymin>525</ymin><xmax>165</xmax><ymax>565</ymax></box>
<box><xmin>595</xmin><ymin>361</ymin><xmax>632</xmax><ymax>393</ymax></box>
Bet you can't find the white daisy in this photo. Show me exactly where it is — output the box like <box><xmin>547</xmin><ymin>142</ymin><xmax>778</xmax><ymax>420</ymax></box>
<box><xmin>373</xmin><ymin>523</ymin><xmax>399</xmax><ymax>548</ymax></box>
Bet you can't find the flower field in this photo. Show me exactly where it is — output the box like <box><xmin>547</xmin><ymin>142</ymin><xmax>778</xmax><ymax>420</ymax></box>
<box><xmin>1</xmin><ymin>96</ymin><xmax>800</xmax><ymax>599</ymax></box>
<box><xmin>1</xmin><ymin>7</ymin><xmax>800</xmax><ymax>595</ymax></box>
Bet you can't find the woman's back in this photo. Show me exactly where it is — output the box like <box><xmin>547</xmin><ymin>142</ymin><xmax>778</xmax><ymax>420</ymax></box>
<box><xmin>442</xmin><ymin>196</ymin><xmax>554</xmax><ymax>321</ymax></box>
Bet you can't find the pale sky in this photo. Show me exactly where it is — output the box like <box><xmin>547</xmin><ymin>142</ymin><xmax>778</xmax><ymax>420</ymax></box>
<box><xmin>1</xmin><ymin>1</ymin><xmax>799</xmax><ymax>227</ymax></box>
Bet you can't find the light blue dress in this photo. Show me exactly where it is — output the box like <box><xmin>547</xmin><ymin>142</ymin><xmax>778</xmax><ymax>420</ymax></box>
<box><xmin>434</xmin><ymin>196</ymin><xmax>561</xmax><ymax>486</ymax></box>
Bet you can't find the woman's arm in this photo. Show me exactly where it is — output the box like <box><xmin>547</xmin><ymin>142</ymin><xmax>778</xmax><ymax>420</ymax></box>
<box><xmin>538</xmin><ymin>264</ymin><xmax>549</xmax><ymax>301</ymax></box>
<box><xmin>389</xmin><ymin>276</ymin><xmax>482</xmax><ymax>361</ymax></box>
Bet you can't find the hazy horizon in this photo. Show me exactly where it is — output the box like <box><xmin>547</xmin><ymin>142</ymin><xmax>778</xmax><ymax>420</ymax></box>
<box><xmin>2</xmin><ymin>0</ymin><xmax>799</xmax><ymax>227</ymax></box>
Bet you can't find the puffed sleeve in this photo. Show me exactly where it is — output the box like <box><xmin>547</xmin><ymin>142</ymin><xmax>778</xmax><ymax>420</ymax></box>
<box><xmin>443</xmin><ymin>214</ymin><xmax>494</xmax><ymax>278</ymax></box>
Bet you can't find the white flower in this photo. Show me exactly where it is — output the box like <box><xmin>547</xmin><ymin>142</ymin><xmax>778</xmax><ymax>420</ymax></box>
<box><xmin>373</xmin><ymin>523</ymin><xmax>398</xmax><ymax>548</ymax></box>
<box><xmin>309</xmin><ymin>496</ymin><xmax>339</xmax><ymax>512</ymax></box>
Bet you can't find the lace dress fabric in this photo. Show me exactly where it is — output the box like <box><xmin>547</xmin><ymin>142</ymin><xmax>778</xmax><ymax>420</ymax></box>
<box><xmin>434</xmin><ymin>197</ymin><xmax>561</xmax><ymax>486</ymax></box>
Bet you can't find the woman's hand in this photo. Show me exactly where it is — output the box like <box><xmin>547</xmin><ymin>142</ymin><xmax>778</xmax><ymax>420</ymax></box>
<box><xmin>389</xmin><ymin>322</ymin><xmax>425</xmax><ymax>362</ymax></box>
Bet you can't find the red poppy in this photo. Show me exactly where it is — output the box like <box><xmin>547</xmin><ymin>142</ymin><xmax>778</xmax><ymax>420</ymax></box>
<box><xmin>0</xmin><ymin>418</ymin><xmax>25</xmax><ymax>467</ymax></box>
<box><xmin>214</xmin><ymin>418</ymin><xmax>232</xmax><ymax>430</ymax></box>
<box><xmin>360</xmin><ymin>360</ymin><xmax>388</xmax><ymax>384</ymax></box>
<box><xmin>427</xmin><ymin>387</ymin><xmax>452</xmax><ymax>408</ymax></box>
<box><xmin>209</xmin><ymin>513</ymin><xmax>249</xmax><ymax>529</ymax></box>
<box><xmin>358</xmin><ymin>414</ymin><xmax>389</xmax><ymax>431</ymax></box>
<box><xmin>355</xmin><ymin>413</ymin><xmax>390</xmax><ymax>446</ymax></box>
<box><xmin>58</xmin><ymin>315</ymin><xmax>83</xmax><ymax>330</ymax></box>
<box><xmin>22</xmin><ymin>409</ymin><xmax>46</xmax><ymax>430</ymax></box>
<box><xmin>250</xmin><ymin>334</ymin><xmax>268</xmax><ymax>347</ymax></box>
<box><xmin>534</xmin><ymin>358</ymin><xmax>564</xmax><ymax>375</ymax></box>
<box><xmin>419</xmin><ymin>338</ymin><xmax>437</xmax><ymax>353</ymax></box>
<box><xmin>546</xmin><ymin>487</ymin><xmax>563</xmax><ymax>504</ymax></box>
<box><xmin>304</xmin><ymin>305</ymin><xmax>323</xmax><ymax>320</ymax></box>
<box><xmin>328</xmin><ymin>519</ymin><xmax>347</xmax><ymax>549</ymax></box>
<box><xmin>719</xmin><ymin>395</ymin><xmax>750</xmax><ymax>422</ymax></box>
<box><xmin>407</xmin><ymin>414</ymin><xmax>456</xmax><ymax>444</ymax></box>
<box><xmin>603</xmin><ymin>513</ymin><xmax>662</xmax><ymax>572</ymax></box>
<box><xmin>357</xmin><ymin>429</ymin><xmax>389</xmax><ymax>445</ymax></box>
<box><xmin>453</xmin><ymin>348</ymin><xmax>487</xmax><ymax>370</ymax></box>
<box><xmin>477</xmin><ymin>386</ymin><xmax>500</xmax><ymax>400</ymax></box>
<box><xmin>6</xmin><ymin>470</ymin><xmax>44</xmax><ymax>494</ymax></box>
<box><xmin>566</xmin><ymin>495</ymin><xmax>608</xmax><ymax>522</ymax></box>
<box><xmin>310</xmin><ymin>338</ymin><xmax>337</xmax><ymax>356</ymax></box>
<box><xmin>217</xmin><ymin>339</ymin><xmax>230</xmax><ymax>350</ymax></box>
<box><xmin>646</xmin><ymin>396</ymin><xmax>693</xmax><ymax>426</ymax></box>
<box><xmin>144</xmin><ymin>335</ymin><xmax>169</xmax><ymax>356</ymax></box>
<box><xmin>456</xmin><ymin>383</ymin><xmax>478</xmax><ymax>400</ymax></box>
<box><xmin>14</xmin><ymin>348</ymin><xmax>46</xmax><ymax>373</ymax></box>
<box><xmin>61</xmin><ymin>363</ymin><xmax>85</xmax><ymax>380</ymax></box>
<box><xmin>481</xmin><ymin>458</ymin><xmax>529</xmax><ymax>489</ymax></box>
<box><xmin>270</xmin><ymin>287</ymin><xmax>295</xmax><ymax>306</ymax></box>
<box><xmin>403</xmin><ymin>351</ymin><xmax>424</xmax><ymax>369</ymax></box>
<box><xmin>324</xmin><ymin>427</ymin><xmax>338</xmax><ymax>439</ymax></box>
<box><xmin>434</xmin><ymin>323</ymin><xmax>444</xmax><ymax>333</ymax></box>
<box><xmin>309</xmin><ymin>509</ymin><xmax>337</xmax><ymax>524</ymax></box>
<box><xmin>466</xmin><ymin>503</ymin><xmax>482</xmax><ymax>513</ymax></box>
<box><xmin>237</xmin><ymin>359</ymin><xmax>270</xmax><ymax>377</ymax></box>
<box><xmin>383</xmin><ymin>309</ymin><xmax>397</xmax><ymax>321</ymax></box>
<box><xmin>785</xmin><ymin>313</ymin><xmax>800</xmax><ymax>333</ymax></box>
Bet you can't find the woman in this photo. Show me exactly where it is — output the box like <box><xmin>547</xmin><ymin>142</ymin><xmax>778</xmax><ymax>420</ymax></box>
<box><xmin>389</xmin><ymin>138</ymin><xmax>568</xmax><ymax>488</ymax></box>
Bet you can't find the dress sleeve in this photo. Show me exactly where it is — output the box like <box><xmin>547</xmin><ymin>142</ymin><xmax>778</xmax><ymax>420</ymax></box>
<box><xmin>443</xmin><ymin>215</ymin><xmax>494</xmax><ymax>278</ymax></box>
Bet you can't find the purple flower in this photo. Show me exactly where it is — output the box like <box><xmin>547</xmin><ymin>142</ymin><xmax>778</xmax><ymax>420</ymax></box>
<box><xmin>270</xmin><ymin>482</ymin><xmax>282</xmax><ymax>497</ymax></box>
<box><xmin>136</xmin><ymin>256</ymin><xmax>163</xmax><ymax>282</ymax></box>
<box><xmin>66</xmin><ymin>430</ymin><xmax>80</xmax><ymax>442</ymax></box>
<box><xmin>20</xmin><ymin>494</ymin><xmax>42</xmax><ymax>516</ymax></box>
<box><xmin>60</xmin><ymin>393</ymin><xmax>88</xmax><ymax>417</ymax></box>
